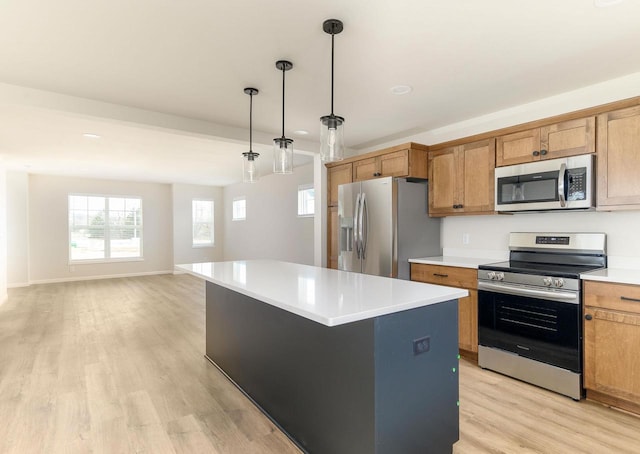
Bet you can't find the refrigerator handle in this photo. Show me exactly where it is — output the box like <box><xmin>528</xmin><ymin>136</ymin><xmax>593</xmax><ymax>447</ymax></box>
<box><xmin>361</xmin><ymin>193</ymin><xmax>368</xmax><ymax>260</ymax></box>
<box><xmin>354</xmin><ymin>192</ymin><xmax>361</xmax><ymax>259</ymax></box>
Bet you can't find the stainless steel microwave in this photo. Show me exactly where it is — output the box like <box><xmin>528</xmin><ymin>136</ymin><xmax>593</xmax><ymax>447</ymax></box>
<box><xmin>495</xmin><ymin>154</ymin><xmax>595</xmax><ymax>212</ymax></box>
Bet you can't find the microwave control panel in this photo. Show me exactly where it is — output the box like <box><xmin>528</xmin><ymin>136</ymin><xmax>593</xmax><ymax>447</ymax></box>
<box><xmin>567</xmin><ymin>167</ymin><xmax>587</xmax><ymax>201</ymax></box>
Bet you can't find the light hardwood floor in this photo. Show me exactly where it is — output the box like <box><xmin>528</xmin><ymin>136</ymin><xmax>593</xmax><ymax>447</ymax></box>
<box><xmin>1</xmin><ymin>274</ymin><xmax>639</xmax><ymax>453</ymax></box>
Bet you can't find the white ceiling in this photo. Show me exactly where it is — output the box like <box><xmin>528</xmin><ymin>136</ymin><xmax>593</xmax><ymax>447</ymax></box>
<box><xmin>1</xmin><ymin>0</ymin><xmax>640</xmax><ymax>185</ymax></box>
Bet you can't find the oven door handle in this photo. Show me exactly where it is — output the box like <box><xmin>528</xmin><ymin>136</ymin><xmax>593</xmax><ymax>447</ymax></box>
<box><xmin>478</xmin><ymin>281</ymin><xmax>579</xmax><ymax>304</ymax></box>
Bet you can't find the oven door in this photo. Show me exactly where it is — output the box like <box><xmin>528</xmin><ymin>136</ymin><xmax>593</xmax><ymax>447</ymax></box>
<box><xmin>478</xmin><ymin>282</ymin><xmax>581</xmax><ymax>373</ymax></box>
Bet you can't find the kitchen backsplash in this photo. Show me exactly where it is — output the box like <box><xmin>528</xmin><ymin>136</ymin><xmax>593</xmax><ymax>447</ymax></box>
<box><xmin>441</xmin><ymin>210</ymin><xmax>640</xmax><ymax>269</ymax></box>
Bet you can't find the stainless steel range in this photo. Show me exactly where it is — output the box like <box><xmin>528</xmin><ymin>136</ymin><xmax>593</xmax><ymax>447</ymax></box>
<box><xmin>477</xmin><ymin>232</ymin><xmax>606</xmax><ymax>400</ymax></box>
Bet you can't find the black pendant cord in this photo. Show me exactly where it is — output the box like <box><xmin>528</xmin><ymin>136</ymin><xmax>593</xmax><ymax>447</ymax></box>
<box><xmin>249</xmin><ymin>91</ymin><xmax>253</xmax><ymax>153</ymax></box>
<box><xmin>281</xmin><ymin>66</ymin><xmax>286</xmax><ymax>139</ymax></box>
<box><xmin>330</xmin><ymin>32</ymin><xmax>335</xmax><ymax>116</ymax></box>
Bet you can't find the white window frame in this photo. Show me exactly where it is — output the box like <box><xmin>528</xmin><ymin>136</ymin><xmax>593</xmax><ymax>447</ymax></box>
<box><xmin>192</xmin><ymin>199</ymin><xmax>215</xmax><ymax>248</ymax></box>
<box><xmin>297</xmin><ymin>184</ymin><xmax>315</xmax><ymax>217</ymax></box>
<box><xmin>68</xmin><ymin>194</ymin><xmax>144</xmax><ymax>264</ymax></box>
<box><xmin>232</xmin><ymin>196</ymin><xmax>246</xmax><ymax>221</ymax></box>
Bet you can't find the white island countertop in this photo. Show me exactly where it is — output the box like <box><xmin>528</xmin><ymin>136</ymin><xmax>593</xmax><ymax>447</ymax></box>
<box><xmin>177</xmin><ymin>260</ymin><xmax>468</xmax><ymax>327</ymax></box>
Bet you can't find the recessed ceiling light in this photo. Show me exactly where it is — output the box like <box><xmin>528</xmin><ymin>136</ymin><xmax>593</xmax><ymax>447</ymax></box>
<box><xmin>294</xmin><ymin>130</ymin><xmax>309</xmax><ymax>135</ymax></box>
<box><xmin>390</xmin><ymin>85</ymin><xmax>413</xmax><ymax>95</ymax></box>
<box><xmin>83</xmin><ymin>133</ymin><xmax>101</xmax><ymax>139</ymax></box>
<box><xmin>594</xmin><ymin>0</ymin><xmax>625</xmax><ymax>7</ymax></box>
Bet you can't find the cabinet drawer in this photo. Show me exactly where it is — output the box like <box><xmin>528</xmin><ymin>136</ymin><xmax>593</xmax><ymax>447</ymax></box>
<box><xmin>411</xmin><ymin>264</ymin><xmax>477</xmax><ymax>289</ymax></box>
<box><xmin>584</xmin><ymin>281</ymin><xmax>640</xmax><ymax>314</ymax></box>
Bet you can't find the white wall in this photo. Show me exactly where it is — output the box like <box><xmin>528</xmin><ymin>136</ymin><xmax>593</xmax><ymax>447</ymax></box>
<box><xmin>28</xmin><ymin>174</ymin><xmax>174</xmax><ymax>283</ymax></box>
<box><xmin>0</xmin><ymin>167</ymin><xmax>7</xmax><ymax>305</ymax></box>
<box><xmin>442</xmin><ymin>211</ymin><xmax>640</xmax><ymax>268</ymax></box>
<box><xmin>172</xmin><ymin>183</ymin><xmax>224</xmax><ymax>266</ymax></box>
<box><xmin>223</xmin><ymin>163</ymin><xmax>314</xmax><ymax>265</ymax></box>
<box><xmin>6</xmin><ymin>171</ymin><xmax>29</xmax><ymax>287</ymax></box>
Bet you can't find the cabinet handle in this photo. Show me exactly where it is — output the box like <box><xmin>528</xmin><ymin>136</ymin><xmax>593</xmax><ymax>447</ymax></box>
<box><xmin>433</xmin><ymin>273</ymin><xmax>449</xmax><ymax>278</ymax></box>
<box><xmin>585</xmin><ymin>314</ymin><xmax>593</xmax><ymax>321</ymax></box>
<box><xmin>532</xmin><ymin>150</ymin><xmax>540</xmax><ymax>156</ymax></box>
<box><xmin>621</xmin><ymin>296</ymin><xmax>640</xmax><ymax>303</ymax></box>
<box><xmin>452</xmin><ymin>204</ymin><xmax>463</xmax><ymax>209</ymax></box>
<box><xmin>540</xmin><ymin>149</ymin><xmax>548</xmax><ymax>156</ymax></box>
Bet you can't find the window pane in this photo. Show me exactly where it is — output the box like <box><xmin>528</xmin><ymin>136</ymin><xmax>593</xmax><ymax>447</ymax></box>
<box><xmin>88</xmin><ymin>196</ymin><xmax>105</xmax><ymax>210</ymax></box>
<box><xmin>109</xmin><ymin>197</ymin><xmax>125</xmax><ymax>211</ymax></box>
<box><xmin>69</xmin><ymin>195</ymin><xmax>87</xmax><ymax>210</ymax></box>
<box><xmin>110</xmin><ymin>228</ymin><xmax>141</xmax><ymax>258</ymax></box>
<box><xmin>297</xmin><ymin>186</ymin><xmax>315</xmax><ymax>216</ymax></box>
<box><xmin>192</xmin><ymin>200</ymin><xmax>214</xmax><ymax>245</ymax></box>
<box><xmin>233</xmin><ymin>198</ymin><xmax>246</xmax><ymax>220</ymax></box>
<box><xmin>70</xmin><ymin>227</ymin><xmax>105</xmax><ymax>260</ymax></box>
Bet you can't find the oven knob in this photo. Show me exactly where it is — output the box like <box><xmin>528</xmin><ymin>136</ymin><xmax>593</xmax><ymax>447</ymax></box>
<box><xmin>554</xmin><ymin>278</ymin><xmax>564</xmax><ymax>288</ymax></box>
<box><xmin>488</xmin><ymin>271</ymin><xmax>496</xmax><ymax>280</ymax></box>
<box><xmin>496</xmin><ymin>272</ymin><xmax>505</xmax><ymax>281</ymax></box>
<box><xmin>543</xmin><ymin>277</ymin><xmax>553</xmax><ymax>287</ymax></box>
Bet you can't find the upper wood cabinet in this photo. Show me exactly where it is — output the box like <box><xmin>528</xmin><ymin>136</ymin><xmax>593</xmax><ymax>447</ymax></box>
<box><xmin>584</xmin><ymin>280</ymin><xmax>640</xmax><ymax>415</ymax></box>
<box><xmin>327</xmin><ymin>163</ymin><xmax>352</xmax><ymax>207</ymax></box>
<box><xmin>597</xmin><ymin>105</ymin><xmax>640</xmax><ymax>210</ymax></box>
<box><xmin>352</xmin><ymin>148</ymin><xmax>426</xmax><ymax>182</ymax></box>
<box><xmin>428</xmin><ymin>139</ymin><xmax>495</xmax><ymax>216</ymax></box>
<box><xmin>353</xmin><ymin>149</ymin><xmax>413</xmax><ymax>181</ymax></box>
<box><xmin>496</xmin><ymin>117</ymin><xmax>595</xmax><ymax>167</ymax></box>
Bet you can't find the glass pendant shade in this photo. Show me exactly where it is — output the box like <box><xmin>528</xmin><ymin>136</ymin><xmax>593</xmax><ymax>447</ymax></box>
<box><xmin>320</xmin><ymin>115</ymin><xmax>345</xmax><ymax>162</ymax></box>
<box><xmin>242</xmin><ymin>152</ymin><xmax>260</xmax><ymax>183</ymax></box>
<box><xmin>273</xmin><ymin>137</ymin><xmax>293</xmax><ymax>174</ymax></box>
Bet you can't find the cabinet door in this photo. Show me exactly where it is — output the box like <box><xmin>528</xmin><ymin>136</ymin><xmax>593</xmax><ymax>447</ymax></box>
<box><xmin>461</xmin><ymin>139</ymin><xmax>495</xmax><ymax>213</ymax></box>
<box><xmin>459</xmin><ymin>290</ymin><xmax>478</xmax><ymax>353</ymax></box>
<box><xmin>540</xmin><ymin>116</ymin><xmax>595</xmax><ymax>160</ymax></box>
<box><xmin>428</xmin><ymin>147</ymin><xmax>461</xmax><ymax>216</ymax></box>
<box><xmin>328</xmin><ymin>206</ymin><xmax>339</xmax><ymax>269</ymax></box>
<box><xmin>379</xmin><ymin>150</ymin><xmax>409</xmax><ymax>178</ymax></box>
<box><xmin>584</xmin><ymin>306</ymin><xmax>640</xmax><ymax>405</ymax></box>
<box><xmin>328</xmin><ymin>163</ymin><xmax>352</xmax><ymax>206</ymax></box>
<box><xmin>496</xmin><ymin>128</ymin><xmax>541</xmax><ymax>166</ymax></box>
<box><xmin>352</xmin><ymin>158</ymin><xmax>378</xmax><ymax>182</ymax></box>
<box><xmin>597</xmin><ymin>106</ymin><xmax>640</xmax><ymax>209</ymax></box>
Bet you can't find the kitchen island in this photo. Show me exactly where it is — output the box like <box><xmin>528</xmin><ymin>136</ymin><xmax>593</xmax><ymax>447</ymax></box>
<box><xmin>177</xmin><ymin>260</ymin><xmax>467</xmax><ymax>454</ymax></box>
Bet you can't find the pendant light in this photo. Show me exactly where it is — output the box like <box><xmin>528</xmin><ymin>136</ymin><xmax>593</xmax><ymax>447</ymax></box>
<box><xmin>320</xmin><ymin>19</ymin><xmax>345</xmax><ymax>162</ymax></box>
<box><xmin>273</xmin><ymin>60</ymin><xmax>294</xmax><ymax>174</ymax></box>
<box><xmin>242</xmin><ymin>87</ymin><xmax>260</xmax><ymax>183</ymax></box>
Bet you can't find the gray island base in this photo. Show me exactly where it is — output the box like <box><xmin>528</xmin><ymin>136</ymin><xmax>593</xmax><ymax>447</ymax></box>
<box><xmin>205</xmin><ymin>281</ymin><xmax>459</xmax><ymax>454</ymax></box>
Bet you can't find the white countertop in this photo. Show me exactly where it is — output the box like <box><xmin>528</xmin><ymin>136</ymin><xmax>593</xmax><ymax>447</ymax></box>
<box><xmin>177</xmin><ymin>260</ymin><xmax>468</xmax><ymax>327</ymax></box>
<box><xmin>409</xmin><ymin>256</ymin><xmax>502</xmax><ymax>269</ymax></box>
<box><xmin>581</xmin><ymin>268</ymin><xmax>640</xmax><ymax>286</ymax></box>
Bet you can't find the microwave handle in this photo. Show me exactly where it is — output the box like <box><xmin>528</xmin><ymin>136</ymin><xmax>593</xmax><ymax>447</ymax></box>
<box><xmin>558</xmin><ymin>163</ymin><xmax>567</xmax><ymax>207</ymax></box>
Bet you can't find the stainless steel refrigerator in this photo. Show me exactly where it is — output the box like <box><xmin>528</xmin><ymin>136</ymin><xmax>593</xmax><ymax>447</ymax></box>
<box><xmin>338</xmin><ymin>177</ymin><xmax>441</xmax><ymax>280</ymax></box>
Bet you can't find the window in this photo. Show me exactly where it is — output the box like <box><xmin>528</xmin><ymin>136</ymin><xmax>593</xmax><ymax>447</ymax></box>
<box><xmin>298</xmin><ymin>184</ymin><xmax>315</xmax><ymax>217</ymax></box>
<box><xmin>232</xmin><ymin>197</ymin><xmax>246</xmax><ymax>221</ymax></box>
<box><xmin>192</xmin><ymin>199</ymin><xmax>214</xmax><ymax>247</ymax></box>
<box><xmin>69</xmin><ymin>195</ymin><xmax>142</xmax><ymax>262</ymax></box>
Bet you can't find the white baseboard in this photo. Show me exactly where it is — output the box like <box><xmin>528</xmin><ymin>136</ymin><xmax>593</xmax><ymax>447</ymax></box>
<box><xmin>28</xmin><ymin>270</ymin><xmax>174</xmax><ymax>286</ymax></box>
<box><xmin>8</xmin><ymin>282</ymin><xmax>30</xmax><ymax>288</ymax></box>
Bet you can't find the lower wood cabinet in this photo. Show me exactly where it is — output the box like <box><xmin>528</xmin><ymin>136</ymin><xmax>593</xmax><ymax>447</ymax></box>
<box><xmin>584</xmin><ymin>280</ymin><xmax>640</xmax><ymax>415</ymax></box>
<box><xmin>411</xmin><ymin>263</ymin><xmax>478</xmax><ymax>357</ymax></box>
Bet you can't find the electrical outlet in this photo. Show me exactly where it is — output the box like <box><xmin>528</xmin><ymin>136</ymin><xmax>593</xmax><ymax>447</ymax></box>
<box><xmin>462</xmin><ymin>233</ymin><xmax>470</xmax><ymax>245</ymax></box>
<box><xmin>413</xmin><ymin>336</ymin><xmax>430</xmax><ymax>355</ymax></box>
